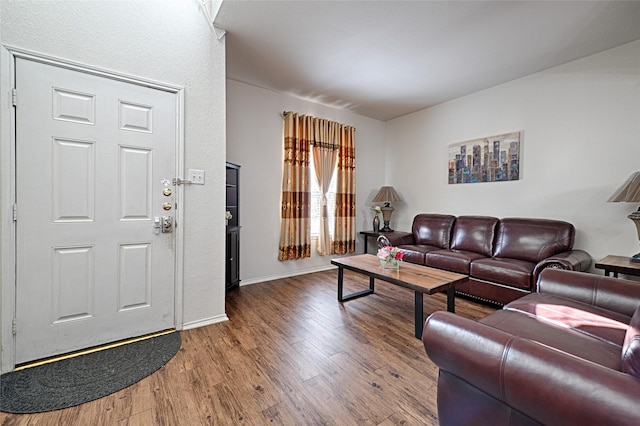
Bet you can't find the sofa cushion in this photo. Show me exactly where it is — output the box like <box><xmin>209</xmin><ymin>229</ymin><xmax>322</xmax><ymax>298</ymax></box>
<box><xmin>411</xmin><ymin>214</ymin><xmax>455</xmax><ymax>249</ymax></box>
<box><xmin>480</xmin><ymin>310</ymin><xmax>621</xmax><ymax>370</ymax></box>
<box><xmin>622</xmin><ymin>306</ymin><xmax>640</xmax><ymax>378</ymax></box>
<box><xmin>470</xmin><ymin>257</ymin><xmax>534</xmax><ymax>289</ymax></box>
<box><xmin>505</xmin><ymin>293</ymin><xmax>629</xmax><ymax>346</ymax></box>
<box><xmin>450</xmin><ymin>216</ymin><xmax>498</xmax><ymax>256</ymax></box>
<box><xmin>426</xmin><ymin>249</ymin><xmax>487</xmax><ymax>274</ymax></box>
<box><xmin>493</xmin><ymin>218</ymin><xmax>575</xmax><ymax>263</ymax></box>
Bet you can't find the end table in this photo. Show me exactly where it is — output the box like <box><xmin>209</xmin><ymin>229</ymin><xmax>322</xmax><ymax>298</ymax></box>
<box><xmin>359</xmin><ymin>230</ymin><xmax>411</xmax><ymax>254</ymax></box>
<box><xmin>595</xmin><ymin>255</ymin><xmax>640</xmax><ymax>278</ymax></box>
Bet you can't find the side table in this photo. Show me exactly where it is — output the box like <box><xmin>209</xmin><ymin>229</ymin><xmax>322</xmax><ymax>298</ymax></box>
<box><xmin>594</xmin><ymin>255</ymin><xmax>640</xmax><ymax>278</ymax></box>
<box><xmin>359</xmin><ymin>230</ymin><xmax>411</xmax><ymax>254</ymax></box>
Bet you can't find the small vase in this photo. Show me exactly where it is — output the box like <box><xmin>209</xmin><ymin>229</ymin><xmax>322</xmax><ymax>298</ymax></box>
<box><xmin>373</xmin><ymin>215</ymin><xmax>380</xmax><ymax>232</ymax></box>
<box><xmin>379</xmin><ymin>258</ymin><xmax>399</xmax><ymax>269</ymax></box>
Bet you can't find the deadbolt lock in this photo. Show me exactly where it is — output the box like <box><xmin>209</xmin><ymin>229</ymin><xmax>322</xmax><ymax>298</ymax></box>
<box><xmin>163</xmin><ymin>188</ymin><xmax>173</xmax><ymax>196</ymax></box>
<box><xmin>162</xmin><ymin>202</ymin><xmax>172</xmax><ymax>211</ymax></box>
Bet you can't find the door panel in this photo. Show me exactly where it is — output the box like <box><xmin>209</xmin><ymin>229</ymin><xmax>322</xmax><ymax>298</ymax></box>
<box><xmin>52</xmin><ymin>138</ymin><xmax>95</xmax><ymax>222</ymax></box>
<box><xmin>15</xmin><ymin>58</ymin><xmax>177</xmax><ymax>364</ymax></box>
<box><xmin>119</xmin><ymin>146</ymin><xmax>152</xmax><ymax>220</ymax></box>
<box><xmin>51</xmin><ymin>245</ymin><xmax>95</xmax><ymax>324</ymax></box>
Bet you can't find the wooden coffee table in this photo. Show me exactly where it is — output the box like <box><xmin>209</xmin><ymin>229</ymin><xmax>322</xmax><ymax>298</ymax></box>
<box><xmin>330</xmin><ymin>254</ymin><xmax>468</xmax><ymax>339</ymax></box>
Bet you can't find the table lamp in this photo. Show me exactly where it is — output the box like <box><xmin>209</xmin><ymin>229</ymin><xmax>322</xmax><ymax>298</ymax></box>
<box><xmin>608</xmin><ymin>171</ymin><xmax>640</xmax><ymax>262</ymax></box>
<box><xmin>372</xmin><ymin>186</ymin><xmax>402</xmax><ymax>232</ymax></box>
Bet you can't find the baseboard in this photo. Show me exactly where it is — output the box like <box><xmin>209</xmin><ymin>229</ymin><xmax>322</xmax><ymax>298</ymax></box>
<box><xmin>182</xmin><ymin>313</ymin><xmax>229</xmax><ymax>330</ymax></box>
<box><xmin>240</xmin><ymin>264</ymin><xmax>337</xmax><ymax>286</ymax></box>
<box><xmin>182</xmin><ymin>265</ymin><xmax>338</xmax><ymax>328</ymax></box>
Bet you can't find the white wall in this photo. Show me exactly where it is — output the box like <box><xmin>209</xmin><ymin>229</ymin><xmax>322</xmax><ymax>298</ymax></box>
<box><xmin>385</xmin><ymin>40</ymin><xmax>640</xmax><ymax>268</ymax></box>
<box><xmin>226</xmin><ymin>80</ymin><xmax>386</xmax><ymax>284</ymax></box>
<box><xmin>0</xmin><ymin>0</ymin><xmax>227</xmax><ymax>364</ymax></box>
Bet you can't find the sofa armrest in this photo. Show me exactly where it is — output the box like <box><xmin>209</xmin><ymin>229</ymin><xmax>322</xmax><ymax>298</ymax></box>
<box><xmin>535</xmin><ymin>268</ymin><xmax>640</xmax><ymax>317</ymax></box>
<box><xmin>423</xmin><ymin>311</ymin><xmax>640</xmax><ymax>426</ymax></box>
<box><xmin>533</xmin><ymin>249</ymin><xmax>592</xmax><ymax>276</ymax></box>
<box><xmin>381</xmin><ymin>232</ymin><xmax>414</xmax><ymax>246</ymax></box>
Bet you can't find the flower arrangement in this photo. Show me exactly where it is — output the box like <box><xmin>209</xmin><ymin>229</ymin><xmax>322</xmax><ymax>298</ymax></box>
<box><xmin>225</xmin><ymin>211</ymin><xmax>233</xmax><ymax>220</ymax></box>
<box><xmin>377</xmin><ymin>245</ymin><xmax>404</xmax><ymax>269</ymax></box>
<box><xmin>370</xmin><ymin>205</ymin><xmax>382</xmax><ymax>216</ymax></box>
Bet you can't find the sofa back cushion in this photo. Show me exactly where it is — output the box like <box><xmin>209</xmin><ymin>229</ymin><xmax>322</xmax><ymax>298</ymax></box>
<box><xmin>450</xmin><ymin>216</ymin><xmax>498</xmax><ymax>256</ymax></box>
<box><xmin>493</xmin><ymin>218</ymin><xmax>575</xmax><ymax>262</ymax></box>
<box><xmin>622</xmin><ymin>306</ymin><xmax>640</xmax><ymax>378</ymax></box>
<box><xmin>412</xmin><ymin>214</ymin><xmax>456</xmax><ymax>249</ymax></box>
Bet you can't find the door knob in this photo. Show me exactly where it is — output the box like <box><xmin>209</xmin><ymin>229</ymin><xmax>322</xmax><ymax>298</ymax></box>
<box><xmin>162</xmin><ymin>216</ymin><xmax>173</xmax><ymax>233</ymax></box>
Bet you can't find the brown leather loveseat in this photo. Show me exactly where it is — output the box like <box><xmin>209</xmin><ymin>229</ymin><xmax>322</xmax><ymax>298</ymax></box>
<box><xmin>383</xmin><ymin>214</ymin><xmax>591</xmax><ymax>305</ymax></box>
<box><xmin>423</xmin><ymin>269</ymin><xmax>640</xmax><ymax>425</ymax></box>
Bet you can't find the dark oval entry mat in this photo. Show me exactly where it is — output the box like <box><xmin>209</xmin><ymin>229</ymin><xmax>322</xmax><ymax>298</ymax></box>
<box><xmin>0</xmin><ymin>331</ymin><xmax>181</xmax><ymax>413</ymax></box>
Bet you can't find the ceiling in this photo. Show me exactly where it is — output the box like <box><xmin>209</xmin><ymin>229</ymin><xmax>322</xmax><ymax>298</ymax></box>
<box><xmin>213</xmin><ymin>1</ymin><xmax>640</xmax><ymax>121</ymax></box>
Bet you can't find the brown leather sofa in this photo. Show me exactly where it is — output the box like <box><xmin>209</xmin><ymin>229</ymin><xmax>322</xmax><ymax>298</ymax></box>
<box><xmin>422</xmin><ymin>269</ymin><xmax>640</xmax><ymax>425</ymax></box>
<box><xmin>383</xmin><ymin>214</ymin><xmax>591</xmax><ymax>305</ymax></box>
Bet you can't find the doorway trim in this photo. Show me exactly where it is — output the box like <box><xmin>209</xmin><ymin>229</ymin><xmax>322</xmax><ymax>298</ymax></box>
<box><xmin>0</xmin><ymin>45</ymin><xmax>185</xmax><ymax>373</ymax></box>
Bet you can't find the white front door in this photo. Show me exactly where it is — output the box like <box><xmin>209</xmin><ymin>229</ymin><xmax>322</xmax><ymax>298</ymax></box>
<box><xmin>14</xmin><ymin>58</ymin><xmax>177</xmax><ymax>364</ymax></box>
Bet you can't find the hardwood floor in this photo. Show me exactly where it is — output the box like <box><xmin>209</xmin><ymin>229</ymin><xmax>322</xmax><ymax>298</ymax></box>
<box><xmin>0</xmin><ymin>269</ymin><xmax>495</xmax><ymax>425</ymax></box>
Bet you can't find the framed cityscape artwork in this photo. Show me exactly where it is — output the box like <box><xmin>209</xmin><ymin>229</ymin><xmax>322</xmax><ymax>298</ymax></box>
<box><xmin>448</xmin><ymin>131</ymin><xmax>521</xmax><ymax>184</ymax></box>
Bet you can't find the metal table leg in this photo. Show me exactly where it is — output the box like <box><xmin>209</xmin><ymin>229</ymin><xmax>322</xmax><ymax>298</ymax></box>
<box><xmin>337</xmin><ymin>267</ymin><xmax>375</xmax><ymax>302</ymax></box>
<box><xmin>414</xmin><ymin>291</ymin><xmax>424</xmax><ymax>339</ymax></box>
<box><xmin>447</xmin><ymin>286</ymin><xmax>455</xmax><ymax>313</ymax></box>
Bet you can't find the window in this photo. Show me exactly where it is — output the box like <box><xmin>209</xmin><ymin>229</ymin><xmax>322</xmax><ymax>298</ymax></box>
<box><xmin>309</xmin><ymin>152</ymin><xmax>337</xmax><ymax>237</ymax></box>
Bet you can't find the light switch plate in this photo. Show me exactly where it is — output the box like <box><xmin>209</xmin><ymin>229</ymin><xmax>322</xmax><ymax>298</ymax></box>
<box><xmin>188</xmin><ymin>169</ymin><xmax>205</xmax><ymax>185</ymax></box>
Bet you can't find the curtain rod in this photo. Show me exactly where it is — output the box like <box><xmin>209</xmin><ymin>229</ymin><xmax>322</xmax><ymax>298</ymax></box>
<box><xmin>281</xmin><ymin>111</ymin><xmax>355</xmax><ymax>130</ymax></box>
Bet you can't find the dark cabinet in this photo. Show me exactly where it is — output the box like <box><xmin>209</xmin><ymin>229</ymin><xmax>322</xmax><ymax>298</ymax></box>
<box><xmin>226</xmin><ymin>162</ymin><xmax>240</xmax><ymax>291</ymax></box>
<box><xmin>226</xmin><ymin>226</ymin><xmax>240</xmax><ymax>290</ymax></box>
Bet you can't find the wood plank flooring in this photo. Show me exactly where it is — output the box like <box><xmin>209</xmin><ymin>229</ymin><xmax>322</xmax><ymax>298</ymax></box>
<box><xmin>0</xmin><ymin>269</ymin><xmax>495</xmax><ymax>425</ymax></box>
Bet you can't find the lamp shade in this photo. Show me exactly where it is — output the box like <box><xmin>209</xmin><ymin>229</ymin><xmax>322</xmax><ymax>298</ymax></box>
<box><xmin>608</xmin><ymin>172</ymin><xmax>640</xmax><ymax>202</ymax></box>
<box><xmin>608</xmin><ymin>171</ymin><xmax>640</xmax><ymax>263</ymax></box>
<box><xmin>372</xmin><ymin>186</ymin><xmax>402</xmax><ymax>203</ymax></box>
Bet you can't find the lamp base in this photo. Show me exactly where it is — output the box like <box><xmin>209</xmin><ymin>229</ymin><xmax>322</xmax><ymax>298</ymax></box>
<box><xmin>380</xmin><ymin>221</ymin><xmax>393</xmax><ymax>232</ymax></box>
<box><xmin>631</xmin><ymin>253</ymin><xmax>640</xmax><ymax>263</ymax></box>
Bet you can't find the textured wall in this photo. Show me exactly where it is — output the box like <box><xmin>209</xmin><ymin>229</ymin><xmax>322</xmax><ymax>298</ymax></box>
<box><xmin>226</xmin><ymin>80</ymin><xmax>387</xmax><ymax>284</ymax></box>
<box><xmin>385</xmin><ymin>40</ymin><xmax>640</xmax><ymax>270</ymax></box>
<box><xmin>0</xmin><ymin>0</ymin><xmax>227</xmax><ymax>339</ymax></box>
